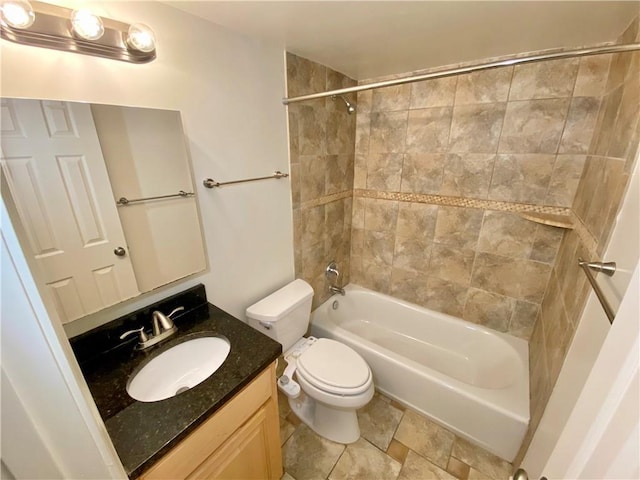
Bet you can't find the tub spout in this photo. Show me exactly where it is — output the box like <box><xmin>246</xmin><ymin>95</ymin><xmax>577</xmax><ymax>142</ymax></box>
<box><xmin>329</xmin><ymin>285</ymin><xmax>345</xmax><ymax>296</ymax></box>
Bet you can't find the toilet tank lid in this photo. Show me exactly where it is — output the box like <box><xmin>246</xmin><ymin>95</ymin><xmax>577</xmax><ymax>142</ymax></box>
<box><xmin>246</xmin><ymin>279</ymin><xmax>314</xmax><ymax>322</ymax></box>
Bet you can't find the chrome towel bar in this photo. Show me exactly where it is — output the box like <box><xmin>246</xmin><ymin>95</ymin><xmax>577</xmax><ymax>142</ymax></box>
<box><xmin>203</xmin><ymin>171</ymin><xmax>289</xmax><ymax>188</ymax></box>
<box><xmin>116</xmin><ymin>190</ymin><xmax>194</xmax><ymax>206</ymax></box>
<box><xmin>578</xmin><ymin>258</ymin><xmax>616</xmax><ymax>324</ymax></box>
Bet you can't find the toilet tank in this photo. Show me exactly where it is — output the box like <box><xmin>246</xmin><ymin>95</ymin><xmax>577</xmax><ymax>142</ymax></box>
<box><xmin>246</xmin><ymin>279</ymin><xmax>314</xmax><ymax>352</ymax></box>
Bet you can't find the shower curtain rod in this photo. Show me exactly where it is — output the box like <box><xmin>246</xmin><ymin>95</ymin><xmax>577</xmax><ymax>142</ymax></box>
<box><xmin>282</xmin><ymin>43</ymin><xmax>640</xmax><ymax>105</ymax></box>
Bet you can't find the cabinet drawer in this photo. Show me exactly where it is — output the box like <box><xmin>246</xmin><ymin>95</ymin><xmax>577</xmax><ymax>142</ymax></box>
<box><xmin>141</xmin><ymin>364</ymin><xmax>275</xmax><ymax>480</ymax></box>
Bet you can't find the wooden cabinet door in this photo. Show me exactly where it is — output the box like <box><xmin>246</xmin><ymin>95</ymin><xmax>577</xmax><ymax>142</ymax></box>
<box><xmin>187</xmin><ymin>404</ymin><xmax>280</xmax><ymax>480</ymax></box>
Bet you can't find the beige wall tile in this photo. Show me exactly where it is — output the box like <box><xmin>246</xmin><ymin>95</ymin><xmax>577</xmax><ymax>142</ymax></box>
<box><xmin>455</xmin><ymin>68</ymin><xmax>513</xmax><ymax>105</ymax></box>
<box><xmin>299</xmin><ymin>155</ymin><xmax>326</xmax><ymax>202</ymax></box>
<box><xmin>364</xmin><ymin>198</ymin><xmax>399</xmax><ymax>232</ymax></box>
<box><xmin>354</xmin><ymin>154</ymin><xmax>368</xmax><ymax>189</ymax></box>
<box><xmin>449</xmin><ymin>103</ymin><xmax>507</xmax><ymax>153</ymax></box>
<box><xmin>434</xmin><ymin>206</ymin><xmax>483</xmax><ymax>249</ymax></box>
<box><xmin>406</xmin><ymin>107</ymin><xmax>453</xmax><ymax>153</ymax></box>
<box><xmin>520</xmin><ymin>261</ymin><xmax>552</xmax><ymax>303</ymax></box>
<box><xmin>356</xmin><ymin>89</ymin><xmax>372</xmax><ymax>114</ymax></box>
<box><xmin>411</xmin><ymin>76</ymin><xmax>457</xmax><ymax>109</ymax></box>
<box><xmin>424</xmin><ymin>277</ymin><xmax>468</xmax><ymax>317</ymax></box>
<box><xmin>298</xmin><ymin>103</ymin><xmax>328</xmax><ymax>155</ymax></box>
<box><xmin>401</xmin><ymin>153</ymin><xmax>446</xmax><ymax>194</ymax></box>
<box><xmin>363</xmin><ymin>230</ymin><xmax>395</xmax><ymax>267</ymax></box>
<box><xmin>608</xmin><ymin>72</ymin><xmax>640</xmax><ymax>159</ymax></box>
<box><xmin>391</xmin><ymin>267</ymin><xmax>429</xmax><ymax>305</ymax></box>
<box><xmin>429</xmin><ymin>244</ymin><xmax>475</xmax><ymax>286</ymax></box>
<box><xmin>286</xmin><ymin>53</ymin><xmax>327</xmax><ymax>97</ymax></box>
<box><xmin>574</xmin><ymin>55</ymin><xmax>612</xmax><ymax>97</ymax></box>
<box><xmin>509</xmin><ymin>301</ymin><xmax>539</xmax><ymax>340</ymax></box>
<box><xmin>498</xmin><ymin>98</ymin><xmax>570</xmax><ymax>153</ymax></box>
<box><xmin>440</xmin><ymin>154</ymin><xmax>495</xmax><ymax>199</ymax></box>
<box><xmin>488</xmin><ymin>154</ymin><xmax>555</xmax><ymax>204</ymax></box>
<box><xmin>372</xmin><ymin>84</ymin><xmax>412</xmax><ymax>112</ymax></box>
<box><xmin>509</xmin><ymin>58</ymin><xmax>579</xmax><ymax>100</ymax></box>
<box><xmin>545</xmin><ymin>155</ymin><xmax>586</xmax><ymax>207</ymax></box>
<box><xmin>558</xmin><ymin>97</ymin><xmax>601</xmax><ymax>154</ymax></box>
<box><xmin>477</xmin><ymin>211</ymin><xmax>537</xmax><ymax>259</ymax></box>
<box><xmin>361</xmin><ymin>258</ymin><xmax>393</xmax><ymax>293</ymax></box>
<box><xmin>530</xmin><ymin>224</ymin><xmax>565</xmax><ymax>264</ymax></box>
<box><xmin>463</xmin><ymin>288</ymin><xmax>516</xmax><ymax>332</ymax></box>
<box><xmin>326</xmin><ymin>154</ymin><xmax>354</xmax><ymax>195</ymax></box>
<box><xmin>355</xmin><ymin>113</ymin><xmax>371</xmax><ymax>155</ymax></box>
<box><xmin>394</xmin><ymin>235</ymin><xmax>433</xmax><ymax>273</ymax></box>
<box><xmin>397</xmin><ymin>202</ymin><xmax>439</xmax><ymax>240</ymax></box>
<box><xmin>367</xmin><ymin>153</ymin><xmax>404</xmax><ymax>191</ymax></box>
<box><xmin>370</xmin><ymin>111</ymin><xmax>409</xmax><ymax>153</ymax></box>
<box><xmin>470</xmin><ymin>252</ymin><xmax>523</xmax><ymax>298</ymax></box>
<box><xmin>300</xmin><ymin>204</ymin><xmax>325</xmax><ymax>247</ymax></box>
<box><xmin>327</xmin><ymin>108</ymin><xmax>356</xmax><ymax>155</ymax></box>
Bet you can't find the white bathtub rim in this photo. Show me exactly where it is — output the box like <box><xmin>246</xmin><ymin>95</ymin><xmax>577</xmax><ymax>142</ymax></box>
<box><xmin>311</xmin><ymin>283</ymin><xmax>530</xmax><ymax>421</ymax></box>
<box><xmin>316</xmin><ymin>318</ymin><xmax>530</xmax><ymax>423</ymax></box>
<box><xmin>335</xmin><ymin>284</ymin><xmax>529</xmax><ymax>351</ymax></box>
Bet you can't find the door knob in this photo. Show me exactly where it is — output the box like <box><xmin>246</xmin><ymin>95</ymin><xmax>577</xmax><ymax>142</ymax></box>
<box><xmin>114</xmin><ymin>247</ymin><xmax>126</xmax><ymax>257</ymax></box>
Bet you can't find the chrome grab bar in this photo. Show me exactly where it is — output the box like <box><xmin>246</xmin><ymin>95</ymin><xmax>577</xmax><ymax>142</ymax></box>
<box><xmin>202</xmin><ymin>171</ymin><xmax>289</xmax><ymax>188</ymax></box>
<box><xmin>578</xmin><ymin>258</ymin><xmax>616</xmax><ymax>325</ymax></box>
<box><xmin>116</xmin><ymin>190</ymin><xmax>194</xmax><ymax>206</ymax></box>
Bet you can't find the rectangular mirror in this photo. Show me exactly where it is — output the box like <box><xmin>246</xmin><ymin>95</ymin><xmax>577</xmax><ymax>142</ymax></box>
<box><xmin>1</xmin><ymin>98</ymin><xmax>207</xmax><ymax>324</ymax></box>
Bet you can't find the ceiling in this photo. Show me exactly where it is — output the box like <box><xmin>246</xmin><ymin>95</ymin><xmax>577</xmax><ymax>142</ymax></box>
<box><xmin>167</xmin><ymin>1</ymin><xmax>639</xmax><ymax>80</ymax></box>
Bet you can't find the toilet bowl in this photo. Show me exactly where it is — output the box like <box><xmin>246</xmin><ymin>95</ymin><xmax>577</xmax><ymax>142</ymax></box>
<box><xmin>246</xmin><ymin>280</ymin><xmax>374</xmax><ymax>444</ymax></box>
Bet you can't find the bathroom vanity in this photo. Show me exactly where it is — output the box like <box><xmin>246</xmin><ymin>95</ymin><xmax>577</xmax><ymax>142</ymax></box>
<box><xmin>70</xmin><ymin>285</ymin><xmax>282</xmax><ymax>479</ymax></box>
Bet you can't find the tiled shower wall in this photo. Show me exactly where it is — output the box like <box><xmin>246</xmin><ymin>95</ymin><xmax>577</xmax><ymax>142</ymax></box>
<box><xmin>287</xmin><ymin>53</ymin><xmax>356</xmax><ymax>308</ymax></box>
<box><xmin>286</xmin><ymin>12</ymin><xmax>639</xmax><ymax>463</ymax></box>
<box><xmin>350</xmin><ymin>52</ymin><xmax>608</xmax><ymax>340</ymax></box>
<box><xmin>520</xmin><ymin>15</ymin><xmax>640</xmax><ymax>463</ymax></box>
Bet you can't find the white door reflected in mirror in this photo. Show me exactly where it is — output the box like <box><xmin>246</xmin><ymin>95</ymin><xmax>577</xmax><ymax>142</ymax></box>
<box><xmin>0</xmin><ymin>98</ymin><xmax>207</xmax><ymax>324</ymax></box>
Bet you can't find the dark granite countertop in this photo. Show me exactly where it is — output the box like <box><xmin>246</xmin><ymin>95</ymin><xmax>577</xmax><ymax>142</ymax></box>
<box><xmin>71</xmin><ymin>285</ymin><xmax>282</xmax><ymax>479</ymax></box>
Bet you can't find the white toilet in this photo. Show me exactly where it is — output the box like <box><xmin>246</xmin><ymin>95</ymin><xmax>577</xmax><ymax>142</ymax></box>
<box><xmin>246</xmin><ymin>279</ymin><xmax>374</xmax><ymax>444</ymax></box>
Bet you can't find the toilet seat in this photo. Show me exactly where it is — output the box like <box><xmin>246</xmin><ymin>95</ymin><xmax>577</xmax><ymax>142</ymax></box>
<box><xmin>296</xmin><ymin>338</ymin><xmax>372</xmax><ymax>396</ymax></box>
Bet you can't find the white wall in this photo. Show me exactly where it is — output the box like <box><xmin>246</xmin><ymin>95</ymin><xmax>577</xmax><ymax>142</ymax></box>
<box><xmin>1</xmin><ymin>0</ymin><xmax>294</xmax><ymax>336</ymax></box>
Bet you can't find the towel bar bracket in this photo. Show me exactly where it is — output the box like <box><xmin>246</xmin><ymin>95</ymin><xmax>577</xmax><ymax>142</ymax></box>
<box><xmin>578</xmin><ymin>258</ymin><xmax>616</xmax><ymax>324</ymax></box>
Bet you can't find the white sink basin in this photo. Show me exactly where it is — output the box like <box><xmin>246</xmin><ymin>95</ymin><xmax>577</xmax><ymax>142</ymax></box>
<box><xmin>127</xmin><ymin>336</ymin><xmax>230</xmax><ymax>402</ymax></box>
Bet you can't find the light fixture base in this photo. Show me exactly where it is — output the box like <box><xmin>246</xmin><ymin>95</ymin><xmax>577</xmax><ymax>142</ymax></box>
<box><xmin>0</xmin><ymin>1</ymin><xmax>156</xmax><ymax>63</ymax></box>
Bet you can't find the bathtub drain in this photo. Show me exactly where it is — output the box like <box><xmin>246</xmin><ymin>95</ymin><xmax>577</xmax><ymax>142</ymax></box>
<box><xmin>332</xmin><ymin>300</ymin><xmax>339</xmax><ymax>310</ymax></box>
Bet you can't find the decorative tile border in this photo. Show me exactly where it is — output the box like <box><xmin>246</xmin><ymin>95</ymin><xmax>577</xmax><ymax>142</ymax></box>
<box><xmin>353</xmin><ymin>189</ymin><xmax>572</xmax><ymax>215</ymax></box>
<box><xmin>297</xmin><ymin>188</ymin><xmax>600</xmax><ymax>255</ymax></box>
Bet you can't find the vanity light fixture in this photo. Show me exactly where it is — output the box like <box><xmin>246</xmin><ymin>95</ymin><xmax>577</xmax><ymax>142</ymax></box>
<box><xmin>0</xmin><ymin>0</ymin><xmax>156</xmax><ymax>63</ymax></box>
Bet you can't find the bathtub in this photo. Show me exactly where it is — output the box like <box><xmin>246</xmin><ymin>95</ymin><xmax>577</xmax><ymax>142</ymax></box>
<box><xmin>310</xmin><ymin>284</ymin><xmax>529</xmax><ymax>461</ymax></box>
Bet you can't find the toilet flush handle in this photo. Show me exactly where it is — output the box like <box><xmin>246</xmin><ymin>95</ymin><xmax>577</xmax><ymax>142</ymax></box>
<box><xmin>258</xmin><ymin>321</ymin><xmax>272</xmax><ymax>330</ymax></box>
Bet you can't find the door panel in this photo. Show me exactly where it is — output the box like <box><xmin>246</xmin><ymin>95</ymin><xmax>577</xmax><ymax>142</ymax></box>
<box><xmin>0</xmin><ymin>98</ymin><xmax>139</xmax><ymax>322</ymax></box>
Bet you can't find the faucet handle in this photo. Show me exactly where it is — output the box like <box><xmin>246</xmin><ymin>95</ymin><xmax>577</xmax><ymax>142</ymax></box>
<box><xmin>120</xmin><ymin>327</ymin><xmax>149</xmax><ymax>343</ymax></box>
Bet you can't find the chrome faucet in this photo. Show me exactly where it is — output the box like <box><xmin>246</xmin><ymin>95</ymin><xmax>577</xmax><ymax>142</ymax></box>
<box><xmin>120</xmin><ymin>306</ymin><xmax>184</xmax><ymax>349</ymax></box>
<box><xmin>329</xmin><ymin>285</ymin><xmax>346</xmax><ymax>296</ymax></box>
<box><xmin>326</xmin><ymin>261</ymin><xmax>346</xmax><ymax>296</ymax></box>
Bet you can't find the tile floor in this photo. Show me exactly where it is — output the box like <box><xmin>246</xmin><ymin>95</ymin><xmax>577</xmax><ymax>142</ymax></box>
<box><xmin>278</xmin><ymin>391</ymin><xmax>514</xmax><ymax>480</ymax></box>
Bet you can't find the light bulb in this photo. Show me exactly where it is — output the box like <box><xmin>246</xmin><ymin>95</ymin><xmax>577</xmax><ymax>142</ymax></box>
<box><xmin>0</xmin><ymin>0</ymin><xmax>35</xmax><ymax>29</ymax></box>
<box><xmin>126</xmin><ymin>23</ymin><xmax>155</xmax><ymax>53</ymax></box>
<box><xmin>71</xmin><ymin>9</ymin><xmax>104</xmax><ymax>41</ymax></box>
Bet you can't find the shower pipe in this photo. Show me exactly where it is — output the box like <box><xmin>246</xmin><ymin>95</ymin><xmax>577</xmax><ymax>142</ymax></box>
<box><xmin>282</xmin><ymin>43</ymin><xmax>640</xmax><ymax>105</ymax></box>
